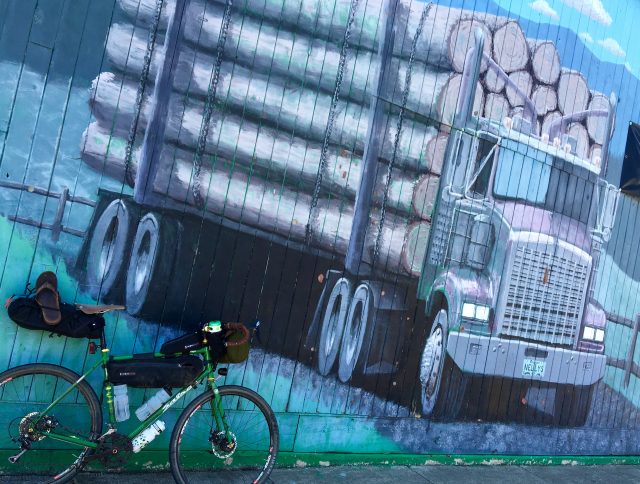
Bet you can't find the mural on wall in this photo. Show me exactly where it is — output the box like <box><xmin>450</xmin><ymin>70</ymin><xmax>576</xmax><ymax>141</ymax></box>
<box><xmin>3</xmin><ymin>0</ymin><xmax>640</xmax><ymax>457</ymax></box>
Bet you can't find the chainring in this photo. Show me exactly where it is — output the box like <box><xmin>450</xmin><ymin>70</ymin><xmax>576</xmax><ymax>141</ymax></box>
<box><xmin>93</xmin><ymin>432</ymin><xmax>133</xmax><ymax>466</ymax></box>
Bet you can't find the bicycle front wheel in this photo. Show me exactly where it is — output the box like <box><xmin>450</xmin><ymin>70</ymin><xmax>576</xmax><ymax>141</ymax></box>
<box><xmin>0</xmin><ymin>363</ymin><xmax>102</xmax><ymax>483</ymax></box>
<box><xmin>170</xmin><ymin>385</ymin><xmax>279</xmax><ymax>483</ymax></box>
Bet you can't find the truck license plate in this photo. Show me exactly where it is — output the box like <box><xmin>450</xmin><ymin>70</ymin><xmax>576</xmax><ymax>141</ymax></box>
<box><xmin>522</xmin><ymin>358</ymin><xmax>546</xmax><ymax>377</ymax></box>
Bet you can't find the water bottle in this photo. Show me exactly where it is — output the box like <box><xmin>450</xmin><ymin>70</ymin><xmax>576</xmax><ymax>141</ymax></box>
<box><xmin>132</xmin><ymin>420</ymin><xmax>165</xmax><ymax>453</ymax></box>
<box><xmin>113</xmin><ymin>384</ymin><xmax>130</xmax><ymax>422</ymax></box>
<box><xmin>135</xmin><ymin>388</ymin><xmax>171</xmax><ymax>421</ymax></box>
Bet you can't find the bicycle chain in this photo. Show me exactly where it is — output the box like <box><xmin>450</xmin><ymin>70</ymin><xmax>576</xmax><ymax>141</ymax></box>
<box><xmin>371</xmin><ymin>2</ymin><xmax>432</xmax><ymax>268</ymax></box>
<box><xmin>123</xmin><ymin>0</ymin><xmax>165</xmax><ymax>188</ymax></box>
<box><xmin>192</xmin><ymin>0</ymin><xmax>234</xmax><ymax>209</ymax></box>
<box><xmin>305</xmin><ymin>0</ymin><xmax>361</xmax><ymax>245</ymax></box>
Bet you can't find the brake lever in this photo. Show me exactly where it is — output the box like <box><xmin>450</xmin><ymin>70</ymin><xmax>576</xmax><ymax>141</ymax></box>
<box><xmin>249</xmin><ymin>320</ymin><xmax>262</xmax><ymax>346</ymax></box>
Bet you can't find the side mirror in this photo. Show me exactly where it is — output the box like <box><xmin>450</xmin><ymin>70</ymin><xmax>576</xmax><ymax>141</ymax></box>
<box><xmin>595</xmin><ymin>180</ymin><xmax>619</xmax><ymax>242</ymax></box>
<box><xmin>466</xmin><ymin>214</ymin><xmax>494</xmax><ymax>271</ymax></box>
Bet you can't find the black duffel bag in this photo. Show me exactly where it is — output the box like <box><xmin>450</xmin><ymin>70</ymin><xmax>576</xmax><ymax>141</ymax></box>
<box><xmin>107</xmin><ymin>354</ymin><xmax>204</xmax><ymax>388</ymax></box>
<box><xmin>7</xmin><ymin>297</ymin><xmax>105</xmax><ymax>339</ymax></box>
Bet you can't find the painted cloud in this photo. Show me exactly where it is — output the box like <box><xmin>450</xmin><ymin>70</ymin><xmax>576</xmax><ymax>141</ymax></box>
<box><xmin>530</xmin><ymin>0</ymin><xmax>559</xmax><ymax>20</ymax></box>
<box><xmin>597</xmin><ymin>38</ymin><xmax>626</xmax><ymax>58</ymax></box>
<box><xmin>579</xmin><ymin>32</ymin><xmax>594</xmax><ymax>44</ymax></box>
<box><xmin>561</xmin><ymin>0</ymin><xmax>612</xmax><ymax>26</ymax></box>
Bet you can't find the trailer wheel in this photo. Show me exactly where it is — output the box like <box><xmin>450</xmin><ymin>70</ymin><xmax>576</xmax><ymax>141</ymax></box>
<box><xmin>317</xmin><ymin>277</ymin><xmax>352</xmax><ymax>376</ymax></box>
<box><xmin>419</xmin><ymin>309</ymin><xmax>467</xmax><ymax>420</ymax></box>
<box><xmin>86</xmin><ymin>199</ymin><xmax>133</xmax><ymax>300</ymax></box>
<box><xmin>553</xmin><ymin>383</ymin><xmax>594</xmax><ymax>427</ymax></box>
<box><xmin>337</xmin><ymin>282</ymin><xmax>373</xmax><ymax>383</ymax></box>
<box><xmin>125</xmin><ymin>213</ymin><xmax>179</xmax><ymax>318</ymax></box>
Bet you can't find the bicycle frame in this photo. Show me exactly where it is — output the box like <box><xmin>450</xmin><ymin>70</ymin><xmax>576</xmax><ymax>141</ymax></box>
<box><xmin>38</xmin><ymin>339</ymin><xmax>230</xmax><ymax>450</ymax></box>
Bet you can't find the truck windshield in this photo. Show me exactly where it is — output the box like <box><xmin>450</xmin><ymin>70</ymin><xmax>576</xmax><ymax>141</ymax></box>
<box><xmin>493</xmin><ymin>142</ymin><xmax>597</xmax><ymax>225</ymax></box>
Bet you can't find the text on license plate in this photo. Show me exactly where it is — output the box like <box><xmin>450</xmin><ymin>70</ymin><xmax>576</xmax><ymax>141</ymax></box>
<box><xmin>522</xmin><ymin>358</ymin><xmax>546</xmax><ymax>377</ymax></box>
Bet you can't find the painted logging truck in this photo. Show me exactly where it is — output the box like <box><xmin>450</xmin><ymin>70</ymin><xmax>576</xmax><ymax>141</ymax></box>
<box><xmin>311</xmin><ymin>28</ymin><xmax>619</xmax><ymax>428</ymax></box>
<box><xmin>71</xmin><ymin>0</ymin><xmax>618</xmax><ymax>425</ymax></box>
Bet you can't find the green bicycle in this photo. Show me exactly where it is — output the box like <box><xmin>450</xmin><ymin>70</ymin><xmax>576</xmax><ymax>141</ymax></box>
<box><xmin>0</xmin><ymin>302</ymin><xmax>279</xmax><ymax>483</ymax></box>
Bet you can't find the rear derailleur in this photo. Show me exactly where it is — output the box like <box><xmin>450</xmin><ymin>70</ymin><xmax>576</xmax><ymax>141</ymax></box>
<box><xmin>8</xmin><ymin>413</ymin><xmax>59</xmax><ymax>463</ymax></box>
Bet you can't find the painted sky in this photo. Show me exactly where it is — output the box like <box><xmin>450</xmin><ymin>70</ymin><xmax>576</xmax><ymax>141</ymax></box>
<box><xmin>492</xmin><ymin>0</ymin><xmax>637</xmax><ymax>74</ymax></box>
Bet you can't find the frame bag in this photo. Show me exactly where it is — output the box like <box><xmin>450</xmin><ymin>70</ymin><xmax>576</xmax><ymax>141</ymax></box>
<box><xmin>107</xmin><ymin>355</ymin><xmax>204</xmax><ymax>388</ymax></box>
<box><xmin>7</xmin><ymin>297</ymin><xmax>105</xmax><ymax>339</ymax></box>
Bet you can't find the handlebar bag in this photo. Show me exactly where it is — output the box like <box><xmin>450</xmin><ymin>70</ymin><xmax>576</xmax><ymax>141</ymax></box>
<box><xmin>107</xmin><ymin>354</ymin><xmax>204</xmax><ymax>388</ymax></box>
<box><xmin>7</xmin><ymin>297</ymin><xmax>105</xmax><ymax>339</ymax></box>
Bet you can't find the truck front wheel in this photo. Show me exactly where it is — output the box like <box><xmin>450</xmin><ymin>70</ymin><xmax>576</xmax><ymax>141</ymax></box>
<box><xmin>419</xmin><ymin>309</ymin><xmax>468</xmax><ymax>420</ymax></box>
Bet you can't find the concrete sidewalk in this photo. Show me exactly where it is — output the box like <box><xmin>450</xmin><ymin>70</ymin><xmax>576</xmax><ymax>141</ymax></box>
<box><xmin>8</xmin><ymin>465</ymin><xmax>640</xmax><ymax>483</ymax></box>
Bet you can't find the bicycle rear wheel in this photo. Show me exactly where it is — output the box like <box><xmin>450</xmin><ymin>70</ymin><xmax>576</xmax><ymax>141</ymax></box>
<box><xmin>170</xmin><ymin>385</ymin><xmax>279</xmax><ymax>483</ymax></box>
<box><xmin>0</xmin><ymin>363</ymin><xmax>102</xmax><ymax>483</ymax></box>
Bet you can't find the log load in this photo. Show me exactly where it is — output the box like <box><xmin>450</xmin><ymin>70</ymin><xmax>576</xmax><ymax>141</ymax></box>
<box><xmin>529</xmin><ymin>41</ymin><xmax>561</xmax><ymax>85</ymax></box>
<box><xmin>557</xmin><ymin>69</ymin><xmax>589</xmax><ymax>115</ymax></box>
<box><xmin>91</xmin><ymin>66</ymin><xmax>439</xmax><ymax>174</ymax></box>
<box><xmin>531</xmin><ymin>85</ymin><xmax>558</xmax><ymax>117</ymax></box>
<box><xmin>411</xmin><ymin>173</ymin><xmax>440</xmax><ymax>220</ymax></box>
<box><xmin>505</xmin><ymin>70</ymin><xmax>533</xmax><ymax>107</ymax></box>
<box><xmin>401</xmin><ymin>222</ymin><xmax>431</xmax><ymax>277</ymax></box>
<box><xmin>541</xmin><ymin>110</ymin><xmax>561</xmax><ymax>137</ymax></box>
<box><xmin>492</xmin><ymin>21</ymin><xmax>528</xmax><ymax>73</ymax></box>
<box><xmin>89</xmin><ymin>74</ymin><xmax>427</xmax><ymax>213</ymax></box>
<box><xmin>438</xmin><ymin>73</ymin><xmax>485</xmax><ymax>128</ymax></box>
<box><xmin>587</xmin><ymin>92</ymin><xmax>613</xmax><ymax>144</ymax></box>
<box><xmin>82</xmin><ymin>124</ymin><xmax>432</xmax><ymax>277</ymax></box>
<box><xmin>118</xmin><ymin>0</ymin><xmax>506</xmax><ymax>72</ymax></box>
<box><xmin>567</xmin><ymin>122</ymin><xmax>589</xmax><ymax>160</ymax></box>
<box><xmin>105</xmin><ymin>23</ymin><xmax>452</xmax><ymax>136</ymax></box>
<box><xmin>424</xmin><ymin>133</ymin><xmax>448</xmax><ymax>176</ymax></box>
<box><xmin>484</xmin><ymin>92</ymin><xmax>509</xmax><ymax>123</ymax></box>
<box><xmin>483</xmin><ymin>66</ymin><xmax>506</xmax><ymax>93</ymax></box>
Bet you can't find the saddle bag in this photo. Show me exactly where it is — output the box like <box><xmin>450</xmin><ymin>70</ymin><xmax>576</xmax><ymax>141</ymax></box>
<box><xmin>7</xmin><ymin>297</ymin><xmax>105</xmax><ymax>339</ymax></box>
<box><xmin>107</xmin><ymin>354</ymin><xmax>204</xmax><ymax>388</ymax></box>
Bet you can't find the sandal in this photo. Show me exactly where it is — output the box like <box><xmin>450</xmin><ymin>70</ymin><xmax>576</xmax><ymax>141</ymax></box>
<box><xmin>35</xmin><ymin>271</ymin><xmax>62</xmax><ymax>325</ymax></box>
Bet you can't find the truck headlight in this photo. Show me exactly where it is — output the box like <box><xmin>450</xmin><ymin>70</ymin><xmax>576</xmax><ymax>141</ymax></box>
<box><xmin>462</xmin><ymin>302</ymin><xmax>491</xmax><ymax>321</ymax></box>
<box><xmin>582</xmin><ymin>326</ymin><xmax>605</xmax><ymax>342</ymax></box>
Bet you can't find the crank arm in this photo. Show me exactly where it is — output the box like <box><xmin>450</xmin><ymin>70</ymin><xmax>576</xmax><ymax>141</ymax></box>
<box><xmin>8</xmin><ymin>449</ymin><xmax>27</xmax><ymax>464</ymax></box>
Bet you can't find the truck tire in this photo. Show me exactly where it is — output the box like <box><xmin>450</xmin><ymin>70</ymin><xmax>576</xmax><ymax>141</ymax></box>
<box><xmin>419</xmin><ymin>309</ymin><xmax>468</xmax><ymax>420</ymax></box>
<box><xmin>338</xmin><ymin>282</ymin><xmax>373</xmax><ymax>383</ymax></box>
<box><xmin>125</xmin><ymin>213</ymin><xmax>179</xmax><ymax>318</ymax></box>
<box><xmin>553</xmin><ymin>383</ymin><xmax>594</xmax><ymax>427</ymax></box>
<box><xmin>317</xmin><ymin>277</ymin><xmax>352</xmax><ymax>376</ymax></box>
<box><xmin>86</xmin><ymin>199</ymin><xmax>134</xmax><ymax>301</ymax></box>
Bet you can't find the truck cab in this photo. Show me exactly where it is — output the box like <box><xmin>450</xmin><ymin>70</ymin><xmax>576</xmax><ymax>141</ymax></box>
<box><xmin>416</xmin><ymin>30</ymin><xmax>619</xmax><ymax>425</ymax></box>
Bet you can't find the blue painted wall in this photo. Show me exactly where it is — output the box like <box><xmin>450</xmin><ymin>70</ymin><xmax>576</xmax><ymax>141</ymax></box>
<box><xmin>2</xmin><ymin>0</ymin><xmax>640</xmax><ymax>461</ymax></box>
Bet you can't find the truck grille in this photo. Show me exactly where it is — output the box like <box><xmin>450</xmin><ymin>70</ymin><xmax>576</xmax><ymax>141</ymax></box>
<box><xmin>500</xmin><ymin>244</ymin><xmax>590</xmax><ymax>346</ymax></box>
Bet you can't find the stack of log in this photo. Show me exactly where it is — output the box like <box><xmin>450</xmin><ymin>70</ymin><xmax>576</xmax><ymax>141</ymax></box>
<box><xmin>81</xmin><ymin>0</ymin><xmax>611</xmax><ymax>279</ymax></box>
